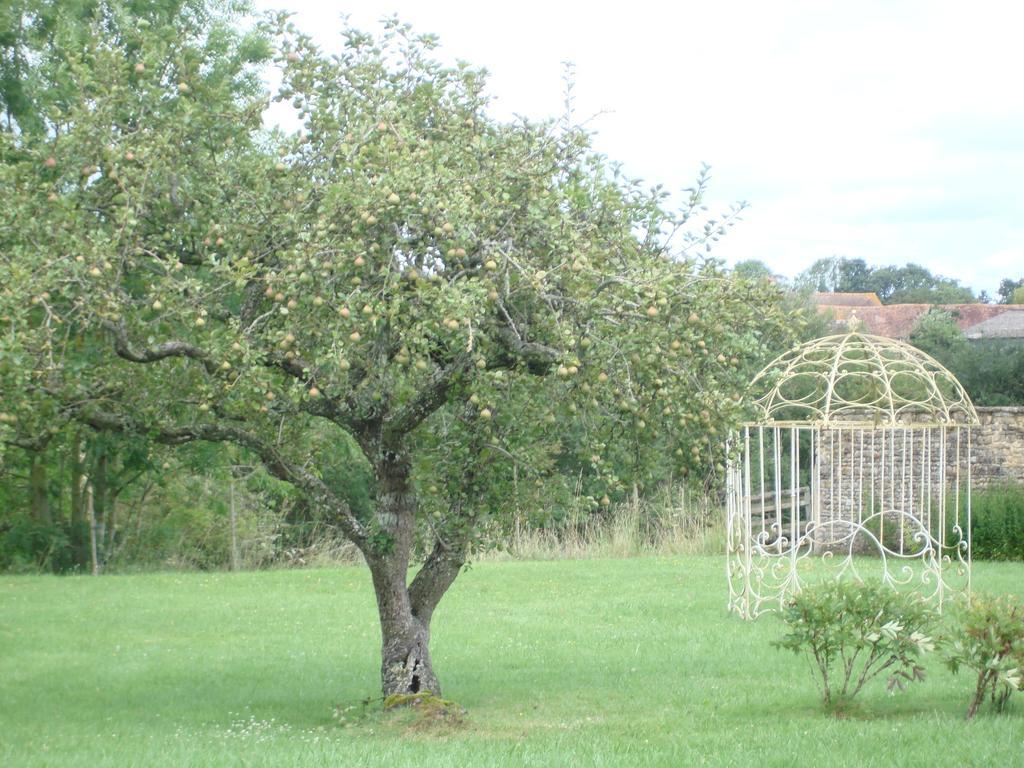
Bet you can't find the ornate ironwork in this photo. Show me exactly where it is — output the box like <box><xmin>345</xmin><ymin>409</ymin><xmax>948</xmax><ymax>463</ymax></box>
<box><xmin>727</xmin><ymin>332</ymin><xmax>977</xmax><ymax>619</ymax></box>
<box><xmin>750</xmin><ymin>331</ymin><xmax>977</xmax><ymax>427</ymax></box>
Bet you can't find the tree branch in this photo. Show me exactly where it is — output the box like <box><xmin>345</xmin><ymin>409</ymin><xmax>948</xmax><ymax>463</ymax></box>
<box><xmin>384</xmin><ymin>355</ymin><xmax>471</xmax><ymax>441</ymax></box>
<box><xmin>408</xmin><ymin>534</ymin><xmax>466</xmax><ymax>625</ymax></box>
<box><xmin>103</xmin><ymin>320</ymin><xmax>217</xmax><ymax>375</ymax></box>
<box><xmin>493</xmin><ymin>325</ymin><xmax>560</xmax><ymax>375</ymax></box>
<box><xmin>269</xmin><ymin>352</ymin><xmax>375</xmax><ymax>436</ymax></box>
<box><xmin>75</xmin><ymin>408</ymin><xmax>369</xmax><ymax>548</ymax></box>
<box><xmin>408</xmin><ymin>444</ymin><xmax>485</xmax><ymax>623</ymax></box>
<box><xmin>3</xmin><ymin>432</ymin><xmax>54</xmax><ymax>453</ymax></box>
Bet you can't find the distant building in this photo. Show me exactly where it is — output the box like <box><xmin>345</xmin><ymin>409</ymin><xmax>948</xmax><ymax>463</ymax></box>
<box><xmin>813</xmin><ymin>293</ymin><xmax>1024</xmax><ymax>341</ymax></box>
<box><xmin>962</xmin><ymin>309</ymin><xmax>1024</xmax><ymax>340</ymax></box>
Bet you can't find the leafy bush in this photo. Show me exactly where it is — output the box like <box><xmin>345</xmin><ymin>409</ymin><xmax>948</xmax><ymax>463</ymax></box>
<box><xmin>942</xmin><ymin>593</ymin><xmax>1024</xmax><ymax>719</ymax></box>
<box><xmin>968</xmin><ymin>485</ymin><xmax>1024</xmax><ymax>561</ymax></box>
<box><xmin>911</xmin><ymin>312</ymin><xmax>1024</xmax><ymax>406</ymax></box>
<box><xmin>774</xmin><ymin>580</ymin><xmax>936</xmax><ymax>710</ymax></box>
<box><xmin>804</xmin><ymin>484</ymin><xmax>1024</xmax><ymax>563</ymax></box>
<box><xmin>0</xmin><ymin>515</ymin><xmax>74</xmax><ymax>573</ymax></box>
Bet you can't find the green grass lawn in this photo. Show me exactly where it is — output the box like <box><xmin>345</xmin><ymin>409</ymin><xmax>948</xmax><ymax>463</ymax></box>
<box><xmin>2</xmin><ymin>556</ymin><xmax>1022</xmax><ymax>767</ymax></box>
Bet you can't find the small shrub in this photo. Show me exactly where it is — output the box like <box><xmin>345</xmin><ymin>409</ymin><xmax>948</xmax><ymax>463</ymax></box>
<box><xmin>774</xmin><ymin>580</ymin><xmax>936</xmax><ymax>711</ymax></box>
<box><xmin>942</xmin><ymin>593</ymin><xmax>1024</xmax><ymax>720</ymax></box>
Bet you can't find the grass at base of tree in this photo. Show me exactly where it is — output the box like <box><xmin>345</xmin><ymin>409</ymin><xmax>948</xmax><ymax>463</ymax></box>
<box><xmin>2</xmin><ymin>557</ymin><xmax>1022</xmax><ymax>768</ymax></box>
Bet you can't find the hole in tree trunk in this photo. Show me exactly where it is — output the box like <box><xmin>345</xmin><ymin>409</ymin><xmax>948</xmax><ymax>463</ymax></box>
<box><xmin>410</xmin><ymin>673</ymin><xmax>421</xmax><ymax>693</ymax></box>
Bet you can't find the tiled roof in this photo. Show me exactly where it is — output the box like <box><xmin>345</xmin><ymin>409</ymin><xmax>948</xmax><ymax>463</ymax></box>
<box><xmin>963</xmin><ymin>309</ymin><xmax>1024</xmax><ymax>339</ymax></box>
<box><xmin>817</xmin><ymin>303</ymin><xmax>1024</xmax><ymax>340</ymax></box>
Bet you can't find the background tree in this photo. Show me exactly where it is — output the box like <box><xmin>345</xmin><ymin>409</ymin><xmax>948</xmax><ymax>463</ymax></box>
<box><xmin>908</xmin><ymin>309</ymin><xmax>969</xmax><ymax>359</ymax></box>
<box><xmin>868</xmin><ymin>263</ymin><xmax>976</xmax><ymax>304</ymax></box>
<box><xmin>732</xmin><ymin>259</ymin><xmax>778</xmax><ymax>284</ymax></box>
<box><xmin>909</xmin><ymin>310</ymin><xmax>1024</xmax><ymax>406</ymax></box>
<box><xmin>996</xmin><ymin>277</ymin><xmax>1024</xmax><ymax>304</ymax></box>
<box><xmin>1</xmin><ymin>3</ymin><xmax>795</xmax><ymax>697</ymax></box>
<box><xmin>797</xmin><ymin>256</ymin><xmax>872</xmax><ymax>293</ymax></box>
<box><xmin>797</xmin><ymin>257</ymin><xmax>976</xmax><ymax>304</ymax></box>
<box><xmin>17</xmin><ymin>428</ymin><xmax>151</xmax><ymax>573</ymax></box>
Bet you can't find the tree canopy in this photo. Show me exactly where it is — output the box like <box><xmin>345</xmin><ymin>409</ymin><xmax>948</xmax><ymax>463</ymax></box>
<box><xmin>1</xmin><ymin>1</ymin><xmax>797</xmax><ymax>696</ymax></box>
<box><xmin>909</xmin><ymin>310</ymin><xmax>1024</xmax><ymax>406</ymax></box>
<box><xmin>797</xmin><ymin>257</ymin><xmax>976</xmax><ymax>304</ymax></box>
<box><xmin>996</xmin><ymin>277</ymin><xmax>1024</xmax><ymax>305</ymax></box>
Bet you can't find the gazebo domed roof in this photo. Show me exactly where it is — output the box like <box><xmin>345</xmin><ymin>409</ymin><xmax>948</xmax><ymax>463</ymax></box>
<box><xmin>749</xmin><ymin>331</ymin><xmax>978</xmax><ymax>427</ymax></box>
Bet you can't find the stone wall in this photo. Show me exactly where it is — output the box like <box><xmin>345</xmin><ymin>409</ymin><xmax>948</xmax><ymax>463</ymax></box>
<box><xmin>972</xmin><ymin>407</ymin><xmax>1024</xmax><ymax>488</ymax></box>
<box><xmin>808</xmin><ymin>407</ymin><xmax>1024</xmax><ymax>512</ymax></box>
<box><xmin>813</xmin><ymin>424</ymin><xmax>966</xmax><ymax>553</ymax></box>
<box><xmin>737</xmin><ymin>409</ymin><xmax>1024</xmax><ymax>550</ymax></box>
<box><xmin>790</xmin><ymin>408</ymin><xmax>1024</xmax><ymax>551</ymax></box>
<box><xmin>808</xmin><ymin>407</ymin><xmax>1024</xmax><ymax>551</ymax></box>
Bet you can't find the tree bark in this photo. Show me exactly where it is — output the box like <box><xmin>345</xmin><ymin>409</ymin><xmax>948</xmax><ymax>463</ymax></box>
<box><xmin>229</xmin><ymin>477</ymin><xmax>240</xmax><ymax>571</ymax></box>
<box><xmin>366</xmin><ymin>449</ymin><xmax>445</xmax><ymax>697</ymax></box>
<box><xmin>87</xmin><ymin>483</ymin><xmax>99</xmax><ymax>576</ymax></box>
<box><xmin>92</xmin><ymin>452</ymin><xmax>108</xmax><ymax>565</ymax></box>
<box><xmin>69</xmin><ymin>431</ymin><xmax>88</xmax><ymax>568</ymax></box>
<box><xmin>368</xmin><ymin>535</ymin><xmax>466</xmax><ymax>698</ymax></box>
<box><xmin>375</xmin><ymin>571</ymin><xmax>441</xmax><ymax>698</ymax></box>
<box><xmin>29</xmin><ymin>450</ymin><xmax>52</xmax><ymax>525</ymax></box>
<box><xmin>105</xmin><ymin>490</ymin><xmax>117</xmax><ymax>556</ymax></box>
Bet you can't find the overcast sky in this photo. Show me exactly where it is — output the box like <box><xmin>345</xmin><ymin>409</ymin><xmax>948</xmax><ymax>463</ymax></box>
<box><xmin>252</xmin><ymin>0</ymin><xmax>1024</xmax><ymax>297</ymax></box>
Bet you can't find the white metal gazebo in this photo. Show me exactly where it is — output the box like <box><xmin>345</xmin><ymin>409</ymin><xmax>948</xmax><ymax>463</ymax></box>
<box><xmin>726</xmin><ymin>331</ymin><xmax>978</xmax><ymax>618</ymax></box>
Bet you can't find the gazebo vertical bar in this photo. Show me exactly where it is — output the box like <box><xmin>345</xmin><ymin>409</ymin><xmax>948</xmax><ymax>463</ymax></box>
<box><xmin>726</xmin><ymin>332</ymin><xmax>978</xmax><ymax>619</ymax></box>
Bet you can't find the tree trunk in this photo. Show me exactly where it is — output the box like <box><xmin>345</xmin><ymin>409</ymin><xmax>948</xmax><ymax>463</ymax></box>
<box><xmin>69</xmin><ymin>431</ymin><xmax>88</xmax><ymax>568</ymax></box>
<box><xmin>29</xmin><ymin>451</ymin><xmax>52</xmax><ymax>525</ymax></box>
<box><xmin>92</xmin><ymin>452</ymin><xmax>108</xmax><ymax>565</ymax></box>
<box><xmin>87</xmin><ymin>483</ymin><xmax>100</xmax><ymax>576</ymax></box>
<box><xmin>229</xmin><ymin>477</ymin><xmax>239</xmax><ymax>571</ymax></box>
<box><xmin>367</xmin><ymin>450</ymin><xmax>444</xmax><ymax>698</ymax></box>
<box><xmin>377</xmin><ymin>584</ymin><xmax>441</xmax><ymax>698</ymax></box>
<box><xmin>105</xmin><ymin>493</ymin><xmax>117</xmax><ymax>557</ymax></box>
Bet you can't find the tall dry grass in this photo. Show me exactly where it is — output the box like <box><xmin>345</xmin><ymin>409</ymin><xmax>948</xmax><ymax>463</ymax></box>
<box><xmin>289</xmin><ymin>484</ymin><xmax>726</xmax><ymax>567</ymax></box>
<box><xmin>118</xmin><ymin>483</ymin><xmax>726</xmax><ymax>571</ymax></box>
<box><xmin>481</xmin><ymin>485</ymin><xmax>725</xmax><ymax>562</ymax></box>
